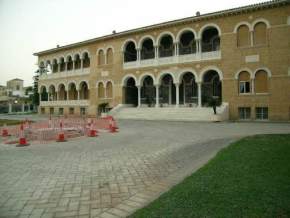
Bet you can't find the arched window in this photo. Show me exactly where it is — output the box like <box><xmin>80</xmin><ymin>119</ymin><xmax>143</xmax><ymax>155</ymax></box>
<box><xmin>238</xmin><ymin>71</ymin><xmax>251</xmax><ymax>94</ymax></box>
<box><xmin>98</xmin><ymin>50</ymin><xmax>105</xmax><ymax>65</ymax></box>
<box><xmin>58</xmin><ymin>84</ymin><xmax>67</xmax><ymax>100</ymax></box>
<box><xmin>79</xmin><ymin>81</ymin><xmax>89</xmax><ymax>100</ymax></box>
<box><xmin>66</xmin><ymin>56</ymin><xmax>73</xmax><ymax>71</ymax></box>
<box><xmin>141</xmin><ymin>38</ymin><xmax>155</xmax><ymax>60</ymax></box>
<box><xmin>82</xmin><ymin>52</ymin><xmax>90</xmax><ymax>68</ymax></box>
<box><xmin>52</xmin><ymin>59</ymin><xmax>58</xmax><ymax>73</ymax></box>
<box><xmin>74</xmin><ymin>54</ymin><xmax>81</xmax><ymax>70</ymax></box>
<box><xmin>98</xmin><ymin>83</ymin><xmax>105</xmax><ymax>98</ymax></box>
<box><xmin>159</xmin><ymin>34</ymin><xmax>174</xmax><ymax>57</ymax></box>
<box><xmin>255</xmin><ymin>70</ymin><xmax>268</xmax><ymax>93</ymax></box>
<box><xmin>68</xmin><ymin>83</ymin><xmax>78</xmax><ymax>100</ymax></box>
<box><xmin>237</xmin><ymin>25</ymin><xmax>250</xmax><ymax>47</ymax></box>
<box><xmin>124</xmin><ymin>41</ymin><xmax>137</xmax><ymax>62</ymax></box>
<box><xmin>179</xmin><ymin>31</ymin><xmax>196</xmax><ymax>55</ymax></box>
<box><xmin>201</xmin><ymin>27</ymin><xmax>220</xmax><ymax>52</ymax></box>
<box><xmin>59</xmin><ymin>58</ymin><xmax>65</xmax><ymax>72</ymax></box>
<box><xmin>253</xmin><ymin>22</ymin><xmax>267</xmax><ymax>45</ymax></box>
<box><xmin>107</xmin><ymin>48</ymin><xmax>114</xmax><ymax>64</ymax></box>
<box><xmin>106</xmin><ymin>81</ymin><xmax>113</xmax><ymax>98</ymax></box>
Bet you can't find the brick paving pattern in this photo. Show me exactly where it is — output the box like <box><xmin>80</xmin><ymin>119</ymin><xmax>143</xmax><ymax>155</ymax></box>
<box><xmin>0</xmin><ymin>120</ymin><xmax>289</xmax><ymax>218</ymax></box>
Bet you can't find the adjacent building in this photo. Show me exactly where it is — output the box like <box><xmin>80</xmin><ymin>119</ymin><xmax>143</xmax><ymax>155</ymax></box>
<box><xmin>34</xmin><ymin>0</ymin><xmax>290</xmax><ymax>121</ymax></box>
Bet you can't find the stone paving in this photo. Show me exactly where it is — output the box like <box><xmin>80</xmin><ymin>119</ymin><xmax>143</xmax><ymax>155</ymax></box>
<box><xmin>0</xmin><ymin>119</ymin><xmax>290</xmax><ymax>218</ymax></box>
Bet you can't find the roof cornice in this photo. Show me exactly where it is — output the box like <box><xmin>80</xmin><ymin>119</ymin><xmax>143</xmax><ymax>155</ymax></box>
<box><xmin>34</xmin><ymin>0</ymin><xmax>290</xmax><ymax>56</ymax></box>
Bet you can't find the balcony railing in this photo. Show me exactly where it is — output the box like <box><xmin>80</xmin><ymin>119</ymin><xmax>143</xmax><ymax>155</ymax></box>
<box><xmin>39</xmin><ymin>100</ymin><xmax>89</xmax><ymax>107</ymax></box>
<box><xmin>123</xmin><ymin>50</ymin><xmax>221</xmax><ymax>69</ymax></box>
<box><xmin>39</xmin><ymin>68</ymin><xmax>90</xmax><ymax>80</ymax></box>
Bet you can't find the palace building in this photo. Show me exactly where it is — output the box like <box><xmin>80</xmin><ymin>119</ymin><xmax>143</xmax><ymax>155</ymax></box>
<box><xmin>34</xmin><ymin>0</ymin><xmax>290</xmax><ymax>121</ymax></box>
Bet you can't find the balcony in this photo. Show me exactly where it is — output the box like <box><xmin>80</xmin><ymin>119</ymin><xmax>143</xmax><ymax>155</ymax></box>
<box><xmin>39</xmin><ymin>68</ymin><xmax>90</xmax><ymax>80</ymax></box>
<box><xmin>39</xmin><ymin>100</ymin><xmax>89</xmax><ymax>107</ymax></box>
<box><xmin>123</xmin><ymin>51</ymin><xmax>221</xmax><ymax>69</ymax></box>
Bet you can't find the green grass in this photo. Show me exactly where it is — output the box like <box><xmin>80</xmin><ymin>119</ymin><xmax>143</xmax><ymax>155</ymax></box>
<box><xmin>130</xmin><ymin>134</ymin><xmax>290</xmax><ymax>218</ymax></box>
<box><xmin>0</xmin><ymin>119</ymin><xmax>24</xmax><ymax>126</ymax></box>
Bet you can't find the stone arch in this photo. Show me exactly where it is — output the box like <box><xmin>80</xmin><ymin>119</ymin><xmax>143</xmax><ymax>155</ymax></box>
<box><xmin>138</xmin><ymin>73</ymin><xmax>156</xmax><ymax>86</ymax></box>
<box><xmin>121</xmin><ymin>74</ymin><xmax>138</xmax><ymax>87</ymax></box>
<box><xmin>234</xmin><ymin>22</ymin><xmax>252</xmax><ymax>33</ymax></box>
<box><xmin>121</xmin><ymin>39</ymin><xmax>138</xmax><ymax>51</ymax></box>
<box><xmin>123</xmin><ymin>40</ymin><xmax>137</xmax><ymax>62</ymax></box>
<box><xmin>198</xmin><ymin>23</ymin><xmax>221</xmax><ymax>38</ymax></box>
<box><xmin>177</xmin><ymin>69</ymin><xmax>198</xmax><ymax>84</ymax></box>
<box><xmin>199</xmin><ymin>66</ymin><xmax>223</xmax><ymax>82</ymax></box>
<box><xmin>236</xmin><ymin>24</ymin><xmax>251</xmax><ymax>47</ymax></box>
<box><xmin>235</xmin><ymin>68</ymin><xmax>254</xmax><ymax>80</ymax></box>
<box><xmin>97</xmin><ymin>49</ymin><xmax>105</xmax><ymax>65</ymax></box>
<box><xmin>254</xmin><ymin>68</ymin><xmax>270</xmax><ymax>93</ymax></box>
<box><xmin>138</xmin><ymin>35</ymin><xmax>156</xmax><ymax>48</ymax></box>
<box><xmin>79</xmin><ymin>81</ymin><xmax>89</xmax><ymax>100</ymax></box>
<box><xmin>157</xmin><ymin>31</ymin><xmax>176</xmax><ymax>45</ymax></box>
<box><xmin>176</xmin><ymin>28</ymin><xmax>197</xmax><ymax>42</ymax></box>
<box><xmin>157</xmin><ymin>71</ymin><xmax>177</xmax><ymax>85</ymax></box>
<box><xmin>97</xmin><ymin>81</ymin><xmax>105</xmax><ymax>98</ymax></box>
<box><xmin>106</xmin><ymin>48</ymin><xmax>114</xmax><ymax>64</ymax></box>
<box><xmin>253</xmin><ymin>21</ymin><xmax>268</xmax><ymax>45</ymax></box>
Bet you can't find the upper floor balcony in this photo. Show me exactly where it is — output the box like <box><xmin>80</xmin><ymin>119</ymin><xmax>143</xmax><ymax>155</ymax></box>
<box><xmin>122</xmin><ymin>26</ymin><xmax>221</xmax><ymax>69</ymax></box>
<box><xmin>39</xmin><ymin>51</ymin><xmax>91</xmax><ymax>80</ymax></box>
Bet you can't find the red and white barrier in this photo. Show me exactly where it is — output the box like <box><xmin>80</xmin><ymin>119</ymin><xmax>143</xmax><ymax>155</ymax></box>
<box><xmin>17</xmin><ymin>123</ymin><xmax>29</xmax><ymax>147</ymax></box>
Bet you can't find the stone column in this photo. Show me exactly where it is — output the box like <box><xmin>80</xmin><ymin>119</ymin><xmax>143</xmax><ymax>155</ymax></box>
<box><xmin>8</xmin><ymin>103</ymin><xmax>12</xmax><ymax>113</ymax></box>
<box><xmin>137</xmin><ymin>48</ymin><xmax>141</xmax><ymax>61</ymax></box>
<box><xmin>77</xmin><ymin>90</ymin><xmax>80</xmax><ymax>100</ymax></box>
<box><xmin>169</xmin><ymin>84</ymin><xmax>172</xmax><ymax>105</ymax></box>
<box><xmin>175</xmin><ymin>42</ymin><xmax>179</xmax><ymax>56</ymax></box>
<box><xmin>197</xmin><ymin>82</ymin><xmax>202</xmax><ymax>107</ymax></box>
<box><xmin>250</xmin><ymin>30</ymin><xmax>254</xmax><ymax>47</ymax></box>
<box><xmin>155</xmin><ymin>85</ymin><xmax>160</xmax><ymax>107</ymax></box>
<box><xmin>73</xmin><ymin>60</ymin><xmax>75</xmax><ymax>71</ymax></box>
<box><xmin>137</xmin><ymin>86</ymin><xmax>141</xmax><ymax>107</ymax></box>
<box><xmin>251</xmin><ymin>79</ymin><xmax>255</xmax><ymax>94</ymax></box>
<box><xmin>21</xmin><ymin>104</ymin><xmax>25</xmax><ymax>112</ymax></box>
<box><xmin>155</xmin><ymin>46</ymin><xmax>159</xmax><ymax>59</ymax></box>
<box><xmin>175</xmin><ymin>83</ymin><xmax>180</xmax><ymax>107</ymax></box>
<box><xmin>196</xmin><ymin>39</ymin><xmax>200</xmax><ymax>53</ymax></box>
<box><xmin>80</xmin><ymin>58</ymin><xmax>84</xmax><ymax>70</ymax></box>
<box><xmin>48</xmin><ymin>93</ymin><xmax>50</xmax><ymax>101</ymax></box>
<box><xmin>66</xmin><ymin>90</ymin><xmax>69</xmax><ymax>101</ymax></box>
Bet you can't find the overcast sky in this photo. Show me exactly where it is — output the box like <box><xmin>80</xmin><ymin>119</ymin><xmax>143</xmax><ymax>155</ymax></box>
<box><xmin>0</xmin><ymin>0</ymin><xmax>266</xmax><ymax>86</ymax></box>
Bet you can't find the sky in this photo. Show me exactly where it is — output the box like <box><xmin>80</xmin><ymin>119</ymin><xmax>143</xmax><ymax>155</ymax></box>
<box><xmin>0</xmin><ymin>0</ymin><xmax>266</xmax><ymax>87</ymax></box>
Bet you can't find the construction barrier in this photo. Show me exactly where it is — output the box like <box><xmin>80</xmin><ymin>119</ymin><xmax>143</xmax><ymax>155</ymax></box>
<box><xmin>0</xmin><ymin>116</ymin><xmax>118</xmax><ymax>144</ymax></box>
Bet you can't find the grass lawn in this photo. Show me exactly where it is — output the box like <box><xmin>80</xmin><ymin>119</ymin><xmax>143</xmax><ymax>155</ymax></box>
<box><xmin>130</xmin><ymin>134</ymin><xmax>290</xmax><ymax>218</ymax></box>
<box><xmin>0</xmin><ymin>119</ymin><xmax>24</xmax><ymax>126</ymax></box>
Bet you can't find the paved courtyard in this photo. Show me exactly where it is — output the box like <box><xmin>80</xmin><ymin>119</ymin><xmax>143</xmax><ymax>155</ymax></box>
<box><xmin>0</xmin><ymin>119</ymin><xmax>290</xmax><ymax>218</ymax></box>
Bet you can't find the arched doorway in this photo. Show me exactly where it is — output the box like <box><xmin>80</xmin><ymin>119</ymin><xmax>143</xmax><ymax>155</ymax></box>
<box><xmin>124</xmin><ymin>77</ymin><xmax>138</xmax><ymax>106</ymax></box>
<box><xmin>202</xmin><ymin>70</ymin><xmax>222</xmax><ymax>106</ymax></box>
<box><xmin>141</xmin><ymin>76</ymin><xmax>155</xmax><ymax>106</ymax></box>
<box><xmin>79</xmin><ymin>81</ymin><xmax>89</xmax><ymax>100</ymax></box>
<box><xmin>160</xmin><ymin>74</ymin><xmax>175</xmax><ymax>105</ymax></box>
<box><xmin>180</xmin><ymin>72</ymin><xmax>198</xmax><ymax>106</ymax></box>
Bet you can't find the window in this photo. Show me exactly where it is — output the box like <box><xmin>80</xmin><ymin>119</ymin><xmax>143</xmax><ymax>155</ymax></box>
<box><xmin>16</xmin><ymin>85</ymin><xmax>20</xmax><ymax>90</ymax></box>
<box><xmin>41</xmin><ymin>107</ymin><xmax>45</xmax><ymax>114</ymax></box>
<box><xmin>237</xmin><ymin>25</ymin><xmax>250</xmax><ymax>47</ymax></box>
<box><xmin>238</xmin><ymin>71</ymin><xmax>251</xmax><ymax>94</ymax></box>
<box><xmin>59</xmin><ymin>108</ymin><xmax>64</xmax><ymax>115</ymax></box>
<box><xmin>80</xmin><ymin>107</ymin><xmax>86</xmax><ymax>116</ymax></box>
<box><xmin>238</xmin><ymin>107</ymin><xmax>251</xmax><ymax>120</ymax></box>
<box><xmin>253</xmin><ymin>22</ymin><xmax>267</xmax><ymax>46</ymax></box>
<box><xmin>239</xmin><ymin>81</ymin><xmax>251</xmax><ymax>93</ymax></box>
<box><xmin>254</xmin><ymin>70</ymin><xmax>268</xmax><ymax>93</ymax></box>
<box><xmin>49</xmin><ymin>107</ymin><xmax>54</xmax><ymax>115</ymax></box>
<box><xmin>256</xmin><ymin>107</ymin><xmax>268</xmax><ymax>120</ymax></box>
<box><xmin>69</xmin><ymin>107</ymin><xmax>74</xmax><ymax>115</ymax></box>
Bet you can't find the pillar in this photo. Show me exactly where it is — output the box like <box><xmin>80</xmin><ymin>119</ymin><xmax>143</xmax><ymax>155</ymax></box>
<box><xmin>155</xmin><ymin>46</ymin><xmax>159</xmax><ymax>59</ymax></box>
<box><xmin>155</xmin><ymin>85</ymin><xmax>160</xmax><ymax>107</ymax></box>
<box><xmin>137</xmin><ymin>48</ymin><xmax>141</xmax><ymax>61</ymax></box>
<box><xmin>73</xmin><ymin>61</ymin><xmax>75</xmax><ymax>70</ymax></box>
<box><xmin>21</xmin><ymin>104</ymin><xmax>25</xmax><ymax>112</ymax></box>
<box><xmin>197</xmin><ymin>82</ymin><xmax>202</xmax><ymax>107</ymax></box>
<box><xmin>250</xmin><ymin>30</ymin><xmax>254</xmax><ymax>47</ymax></box>
<box><xmin>196</xmin><ymin>39</ymin><xmax>200</xmax><ymax>53</ymax></box>
<box><xmin>175</xmin><ymin>83</ymin><xmax>180</xmax><ymax>107</ymax></box>
<box><xmin>251</xmin><ymin>79</ymin><xmax>255</xmax><ymax>94</ymax></box>
<box><xmin>137</xmin><ymin>86</ymin><xmax>141</xmax><ymax>107</ymax></box>
<box><xmin>66</xmin><ymin>90</ymin><xmax>69</xmax><ymax>100</ymax></box>
<box><xmin>175</xmin><ymin>43</ymin><xmax>179</xmax><ymax>56</ymax></box>
<box><xmin>8</xmin><ymin>103</ymin><xmax>12</xmax><ymax>113</ymax></box>
<box><xmin>81</xmin><ymin>58</ymin><xmax>83</xmax><ymax>70</ymax></box>
<box><xmin>77</xmin><ymin>90</ymin><xmax>80</xmax><ymax>100</ymax></box>
<box><xmin>169</xmin><ymin>84</ymin><xmax>172</xmax><ymax>105</ymax></box>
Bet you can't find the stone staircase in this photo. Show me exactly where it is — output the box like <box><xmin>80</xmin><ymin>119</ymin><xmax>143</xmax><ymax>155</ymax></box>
<box><xmin>110</xmin><ymin>103</ymin><xmax>229</xmax><ymax>122</ymax></box>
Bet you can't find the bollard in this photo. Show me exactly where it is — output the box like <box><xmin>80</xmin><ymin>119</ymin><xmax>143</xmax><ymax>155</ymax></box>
<box><xmin>56</xmin><ymin>121</ymin><xmax>66</xmax><ymax>142</ymax></box>
<box><xmin>2</xmin><ymin>123</ymin><xmax>9</xmax><ymax>137</ymax></box>
<box><xmin>17</xmin><ymin>123</ymin><xmax>29</xmax><ymax>147</ymax></box>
